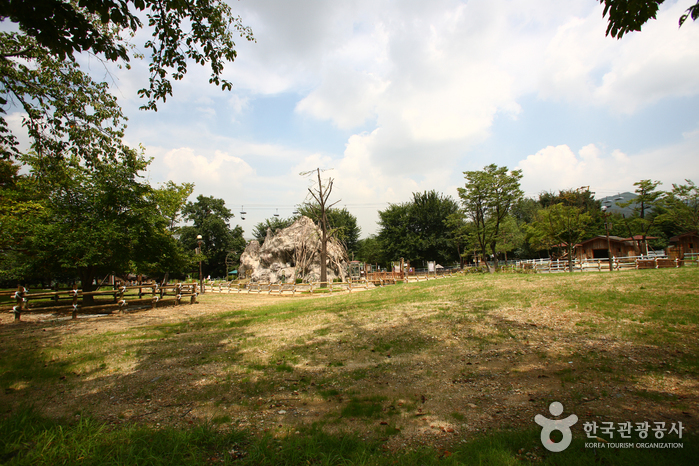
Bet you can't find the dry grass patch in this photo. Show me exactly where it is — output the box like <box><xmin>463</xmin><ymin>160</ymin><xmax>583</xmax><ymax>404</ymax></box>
<box><xmin>1</xmin><ymin>269</ymin><xmax>698</xmax><ymax>452</ymax></box>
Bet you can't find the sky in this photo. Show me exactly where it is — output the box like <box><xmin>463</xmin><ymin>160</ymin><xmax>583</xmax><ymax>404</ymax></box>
<box><xmin>13</xmin><ymin>0</ymin><xmax>699</xmax><ymax>238</ymax></box>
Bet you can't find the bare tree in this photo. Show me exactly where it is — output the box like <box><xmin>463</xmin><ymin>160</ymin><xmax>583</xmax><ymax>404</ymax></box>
<box><xmin>300</xmin><ymin>168</ymin><xmax>340</xmax><ymax>286</ymax></box>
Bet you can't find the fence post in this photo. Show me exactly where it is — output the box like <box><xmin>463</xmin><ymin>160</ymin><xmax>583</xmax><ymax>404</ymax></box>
<box><xmin>118</xmin><ymin>286</ymin><xmax>126</xmax><ymax>315</ymax></box>
<box><xmin>151</xmin><ymin>284</ymin><xmax>158</xmax><ymax>309</ymax></box>
<box><xmin>12</xmin><ymin>285</ymin><xmax>25</xmax><ymax>322</ymax></box>
<box><xmin>71</xmin><ymin>284</ymin><xmax>79</xmax><ymax>320</ymax></box>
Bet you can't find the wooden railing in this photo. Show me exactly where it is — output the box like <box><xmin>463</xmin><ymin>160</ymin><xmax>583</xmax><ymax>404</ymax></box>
<box><xmin>516</xmin><ymin>255</ymin><xmax>688</xmax><ymax>273</ymax></box>
<box><xmin>202</xmin><ymin>270</ymin><xmax>458</xmax><ymax>294</ymax></box>
<box><xmin>203</xmin><ymin>279</ymin><xmax>373</xmax><ymax>295</ymax></box>
<box><xmin>4</xmin><ymin>283</ymin><xmax>198</xmax><ymax>322</ymax></box>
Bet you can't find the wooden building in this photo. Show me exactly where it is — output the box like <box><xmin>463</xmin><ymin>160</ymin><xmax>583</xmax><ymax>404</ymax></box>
<box><xmin>667</xmin><ymin>232</ymin><xmax>699</xmax><ymax>259</ymax></box>
<box><xmin>573</xmin><ymin>236</ymin><xmax>637</xmax><ymax>261</ymax></box>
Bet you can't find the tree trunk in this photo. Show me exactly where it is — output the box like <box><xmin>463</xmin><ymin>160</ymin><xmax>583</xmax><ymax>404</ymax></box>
<box><xmin>642</xmin><ymin>234</ymin><xmax>648</xmax><ymax>255</ymax></box>
<box><xmin>320</xmin><ymin>222</ymin><xmax>328</xmax><ymax>286</ymax></box>
<box><xmin>80</xmin><ymin>269</ymin><xmax>96</xmax><ymax>305</ymax></box>
<box><xmin>481</xmin><ymin>245</ymin><xmax>491</xmax><ymax>273</ymax></box>
<box><xmin>568</xmin><ymin>243</ymin><xmax>574</xmax><ymax>273</ymax></box>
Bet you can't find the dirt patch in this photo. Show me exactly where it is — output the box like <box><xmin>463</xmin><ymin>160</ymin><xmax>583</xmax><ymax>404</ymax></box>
<box><xmin>1</xmin><ymin>284</ymin><xmax>697</xmax><ymax>452</ymax></box>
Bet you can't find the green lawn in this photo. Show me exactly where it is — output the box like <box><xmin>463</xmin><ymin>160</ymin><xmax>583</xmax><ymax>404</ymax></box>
<box><xmin>1</xmin><ymin>268</ymin><xmax>698</xmax><ymax>464</ymax></box>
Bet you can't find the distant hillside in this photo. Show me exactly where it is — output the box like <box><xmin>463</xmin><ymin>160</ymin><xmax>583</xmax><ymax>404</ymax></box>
<box><xmin>598</xmin><ymin>192</ymin><xmax>638</xmax><ymax>217</ymax></box>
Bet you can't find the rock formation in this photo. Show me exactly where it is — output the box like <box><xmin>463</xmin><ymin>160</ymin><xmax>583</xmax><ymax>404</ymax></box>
<box><xmin>239</xmin><ymin>216</ymin><xmax>349</xmax><ymax>283</ymax></box>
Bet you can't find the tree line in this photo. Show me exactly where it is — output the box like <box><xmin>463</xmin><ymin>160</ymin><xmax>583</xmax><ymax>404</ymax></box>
<box><xmin>353</xmin><ymin>168</ymin><xmax>698</xmax><ymax>272</ymax></box>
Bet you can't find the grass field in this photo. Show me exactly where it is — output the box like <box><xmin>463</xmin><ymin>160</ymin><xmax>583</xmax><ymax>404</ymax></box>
<box><xmin>1</xmin><ymin>268</ymin><xmax>698</xmax><ymax>464</ymax></box>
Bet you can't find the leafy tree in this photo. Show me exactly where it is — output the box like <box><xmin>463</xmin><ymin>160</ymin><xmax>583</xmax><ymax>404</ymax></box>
<box><xmin>377</xmin><ymin>190</ymin><xmax>460</xmax><ymax>268</ymax></box>
<box><xmin>0</xmin><ymin>33</ymin><xmax>135</xmax><ymax>162</ymax></box>
<box><xmin>444</xmin><ymin>211</ymin><xmax>470</xmax><ymax>268</ymax></box>
<box><xmin>178</xmin><ymin>195</ymin><xmax>244</xmax><ymax>279</ymax></box>
<box><xmin>0</xmin><ymin>150</ymin><xmax>188</xmax><ymax>300</ymax></box>
<box><xmin>376</xmin><ymin>202</ymin><xmax>412</xmax><ymax>265</ymax></box>
<box><xmin>617</xmin><ymin>180</ymin><xmax>664</xmax><ymax>254</ymax></box>
<box><xmin>0</xmin><ymin>160</ymin><xmax>44</xmax><ymax>284</ymax></box>
<box><xmin>355</xmin><ymin>235</ymin><xmax>385</xmax><ymax>266</ymax></box>
<box><xmin>600</xmin><ymin>0</ymin><xmax>699</xmax><ymax>39</ymax></box>
<box><xmin>528</xmin><ymin>203</ymin><xmax>592</xmax><ymax>272</ymax></box>
<box><xmin>494</xmin><ymin>215</ymin><xmax>524</xmax><ymax>263</ymax></box>
<box><xmin>661</xmin><ymin>179</ymin><xmax>699</xmax><ymax>235</ymax></box>
<box><xmin>539</xmin><ymin>188</ymin><xmax>601</xmax><ymax>213</ymax></box>
<box><xmin>1</xmin><ymin>0</ymin><xmax>254</xmax><ymax>110</ymax></box>
<box><xmin>1</xmin><ymin>0</ymin><xmax>254</xmax><ymax>162</ymax></box>
<box><xmin>0</xmin><ymin>45</ymin><xmax>190</xmax><ymax>292</ymax></box>
<box><xmin>510</xmin><ymin>197</ymin><xmax>543</xmax><ymax>259</ymax></box>
<box><xmin>252</xmin><ymin>216</ymin><xmax>297</xmax><ymax>245</ymax></box>
<box><xmin>153</xmin><ymin>181</ymin><xmax>195</xmax><ymax>231</ymax></box>
<box><xmin>458</xmin><ymin>164</ymin><xmax>523</xmax><ymax>272</ymax></box>
<box><xmin>541</xmin><ymin>188</ymin><xmax>606</xmax><ymax>239</ymax></box>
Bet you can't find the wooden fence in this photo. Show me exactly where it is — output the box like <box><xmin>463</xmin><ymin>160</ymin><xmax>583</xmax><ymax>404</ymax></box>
<box><xmin>3</xmin><ymin>283</ymin><xmax>198</xmax><ymax>322</ymax></box>
<box><xmin>203</xmin><ymin>279</ymin><xmax>373</xmax><ymax>295</ymax></box>
<box><xmin>203</xmin><ymin>269</ymin><xmax>458</xmax><ymax>294</ymax></box>
<box><xmin>517</xmin><ymin>255</ymin><xmax>691</xmax><ymax>273</ymax></box>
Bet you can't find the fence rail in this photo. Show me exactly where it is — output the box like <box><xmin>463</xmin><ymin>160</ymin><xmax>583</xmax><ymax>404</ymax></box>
<box><xmin>4</xmin><ymin>283</ymin><xmax>198</xmax><ymax>322</ymax></box>
<box><xmin>516</xmin><ymin>255</ymin><xmax>693</xmax><ymax>273</ymax></box>
<box><xmin>203</xmin><ymin>279</ymin><xmax>374</xmax><ymax>295</ymax></box>
<box><xmin>202</xmin><ymin>270</ymin><xmax>458</xmax><ymax>295</ymax></box>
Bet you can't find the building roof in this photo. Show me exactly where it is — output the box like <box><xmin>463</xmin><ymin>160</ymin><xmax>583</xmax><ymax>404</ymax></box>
<box><xmin>576</xmin><ymin>235</ymin><xmax>634</xmax><ymax>247</ymax></box>
<box><xmin>669</xmin><ymin>231</ymin><xmax>699</xmax><ymax>242</ymax></box>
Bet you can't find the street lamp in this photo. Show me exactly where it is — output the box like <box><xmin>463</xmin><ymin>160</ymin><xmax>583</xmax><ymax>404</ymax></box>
<box><xmin>601</xmin><ymin>206</ymin><xmax>613</xmax><ymax>272</ymax></box>
<box><xmin>196</xmin><ymin>235</ymin><xmax>204</xmax><ymax>294</ymax></box>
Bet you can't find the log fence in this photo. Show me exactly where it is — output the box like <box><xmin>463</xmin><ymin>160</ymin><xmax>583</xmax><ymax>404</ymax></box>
<box><xmin>3</xmin><ymin>283</ymin><xmax>198</xmax><ymax>322</ymax></box>
<box><xmin>201</xmin><ymin>270</ymin><xmax>456</xmax><ymax>295</ymax></box>
<box><xmin>203</xmin><ymin>279</ymin><xmax>374</xmax><ymax>295</ymax></box>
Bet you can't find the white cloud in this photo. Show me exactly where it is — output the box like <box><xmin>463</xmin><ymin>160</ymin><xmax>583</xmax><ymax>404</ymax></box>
<box><xmin>295</xmin><ymin>67</ymin><xmax>388</xmax><ymax>129</ymax></box>
<box><xmin>538</xmin><ymin>1</ymin><xmax>699</xmax><ymax>112</ymax></box>
<box><xmin>517</xmin><ymin>135</ymin><xmax>699</xmax><ymax>198</ymax></box>
<box><xmin>159</xmin><ymin>148</ymin><xmax>255</xmax><ymax>185</ymax></box>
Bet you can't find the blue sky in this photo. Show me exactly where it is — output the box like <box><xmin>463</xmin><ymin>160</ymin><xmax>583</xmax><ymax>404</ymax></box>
<box><xmin>10</xmin><ymin>0</ymin><xmax>699</xmax><ymax>238</ymax></box>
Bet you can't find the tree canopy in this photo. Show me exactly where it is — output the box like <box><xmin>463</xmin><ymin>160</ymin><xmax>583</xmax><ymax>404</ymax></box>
<box><xmin>0</xmin><ymin>32</ymin><xmax>136</xmax><ymax>161</ymax></box>
<box><xmin>1</xmin><ymin>0</ymin><xmax>254</xmax><ymax>165</ymax></box>
<box><xmin>662</xmin><ymin>180</ymin><xmax>699</xmax><ymax>234</ymax></box>
<box><xmin>458</xmin><ymin>164</ymin><xmax>523</xmax><ymax>271</ymax></box>
<box><xmin>0</xmin><ymin>149</ymin><xmax>191</xmax><ymax>293</ymax></box>
<box><xmin>178</xmin><ymin>195</ymin><xmax>245</xmax><ymax>279</ymax></box>
<box><xmin>617</xmin><ymin>180</ymin><xmax>664</xmax><ymax>254</ymax></box>
<box><xmin>600</xmin><ymin>0</ymin><xmax>699</xmax><ymax>39</ymax></box>
<box><xmin>0</xmin><ymin>41</ymin><xmax>192</xmax><ymax>289</ymax></box>
<box><xmin>377</xmin><ymin>190</ymin><xmax>460</xmax><ymax>268</ymax></box>
<box><xmin>528</xmin><ymin>203</ymin><xmax>592</xmax><ymax>271</ymax></box>
<box><xmin>1</xmin><ymin>0</ymin><xmax>254</xmax><ymax>110</ymax></box>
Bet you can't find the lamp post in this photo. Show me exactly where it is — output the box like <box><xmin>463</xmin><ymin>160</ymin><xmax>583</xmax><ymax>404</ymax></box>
<box><xmin>196</xmin><ymin>235</ymin><xmax>204</xmax><ymax>294</ymax></box>
<box><xmin>601</xmin><ymin>206</ymin><xmax>613</xmax><ymax>272</ymax></box>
